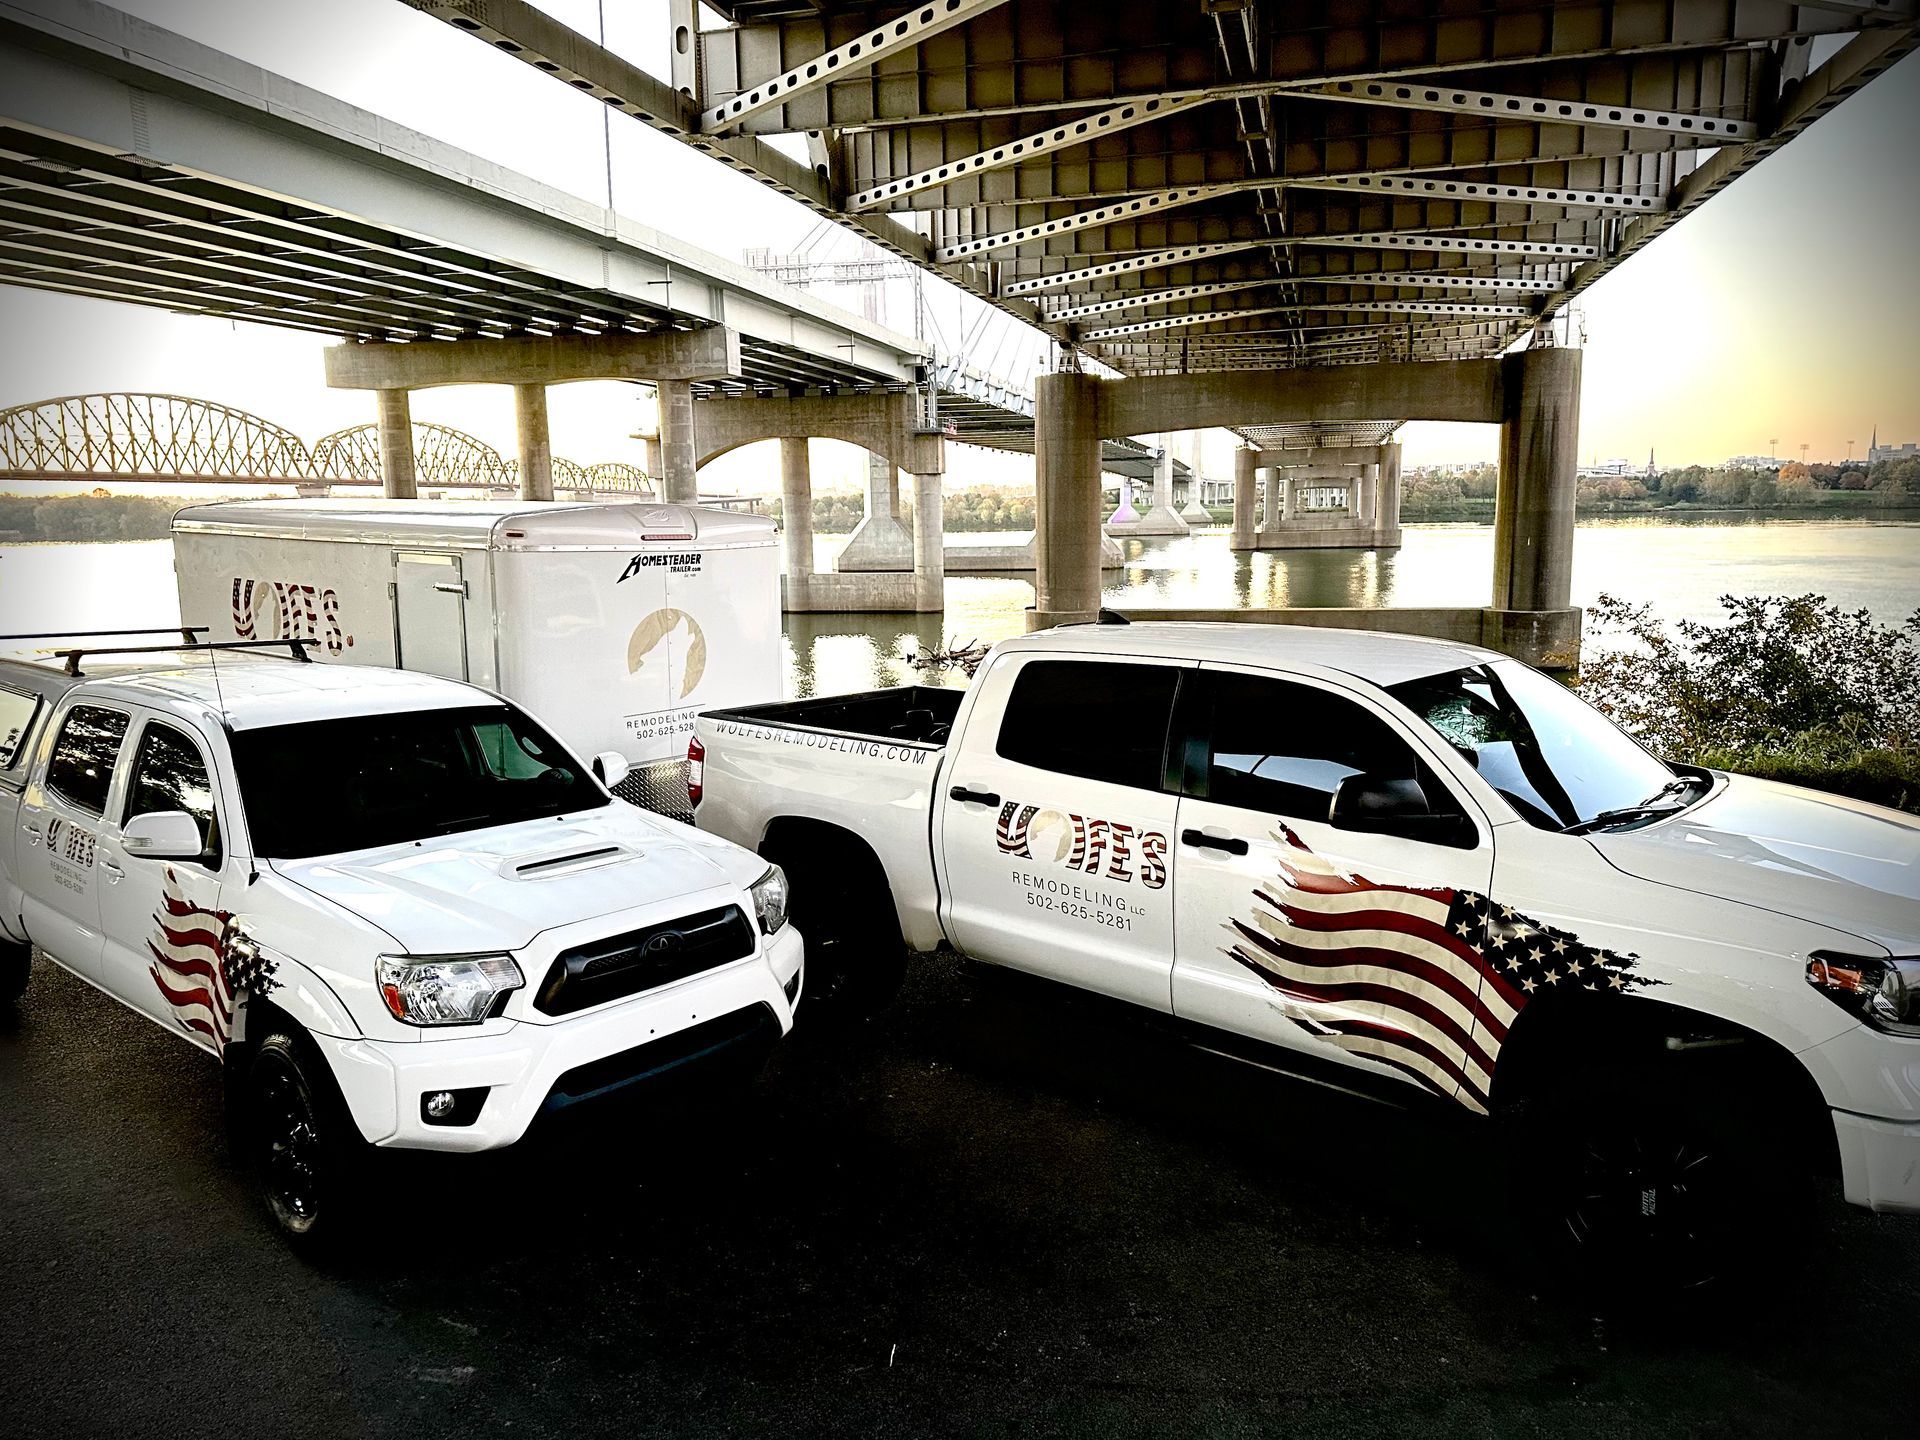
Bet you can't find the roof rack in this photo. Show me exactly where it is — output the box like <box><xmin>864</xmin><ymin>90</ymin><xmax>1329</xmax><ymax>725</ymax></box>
<box><xmin>40</xmin><ymin>636</ymin><xmax>318</xmax><ymax>677</ymax></box>
<box><xmin>0</xmin><ymin>626</ymin><xmax>208</xmax><ymax>644</ymax></box>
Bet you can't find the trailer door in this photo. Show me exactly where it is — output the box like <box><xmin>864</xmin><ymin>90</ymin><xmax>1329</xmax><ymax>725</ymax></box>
<box><xmin>392</xmin><ymin>551</ymin><xmax>469</xmax><ymax>680</ymax></box>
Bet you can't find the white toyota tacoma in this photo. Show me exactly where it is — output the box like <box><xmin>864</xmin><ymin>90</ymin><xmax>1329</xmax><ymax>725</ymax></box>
<box><xmin>692</xmin><ymin>618</ymin><xmax>1920</xmax><ymax>1293</ymax></box>
<box><xmin>0</xmin><ymin>632</ymin><xmax>803</xmax><ymax>1242</ymax></box>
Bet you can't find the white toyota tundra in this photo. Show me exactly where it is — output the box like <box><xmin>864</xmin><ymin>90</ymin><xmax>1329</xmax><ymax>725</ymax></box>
<box><xmin>0</xmin><ymin>632</ymin><xmax>802</xmax><ymax>1242</ymax></box>
<box><xmin>692</xmin><ymin>618</ymin><xmax>1920</xmax><ymax>1294</ymax></box>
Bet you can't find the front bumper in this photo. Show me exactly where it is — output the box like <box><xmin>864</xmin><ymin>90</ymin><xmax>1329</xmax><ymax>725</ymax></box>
<box><xmin>1833</xmin><ymin>1110</ymin><xmax>1920</xmax><ymax>1215</ymax></box>
<box><xmin>313</xmin><ymin>922</ymin><xmax>803</xmax><ymax>1153</ymax></box>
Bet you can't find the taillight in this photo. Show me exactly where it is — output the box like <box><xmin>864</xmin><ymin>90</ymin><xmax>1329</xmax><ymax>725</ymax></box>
<box><xmin>687</xmin><ymin>734</ymin><xmax>705</xmax><ymax>808</ymax></box>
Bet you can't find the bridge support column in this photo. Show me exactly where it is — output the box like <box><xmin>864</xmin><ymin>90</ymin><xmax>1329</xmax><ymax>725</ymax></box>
<box><xmin>656</xmin><ymin>379</ymin><xmax>697</xmax><ymax>504</ymax></box>
<box><xmin>376</xmin><ymin>389</ymin><xmax>416</xmax><ymax>499</ymax></box>
<box><xmin>779</xmin><ymin>436</ymin><xmax>814</xmax><ymax>610</ymax></box>
<box><xmin>1179</xmin><ymin>433</ymin><xmax>1213</xmax><ymax>523</ymax></box>
<box><xmin>1133</xmin><ymin>436</ymin><xmax>1190</xmax><ymax>535</ymax></box>
<box><xmin>1230</xmin><ymin>447</ymin><xmax>1256</xmax><ymax>550</ymax></box>
<box><xmin>1490</xmin><ymin>345</ymin><xmax>1583</xmax><ymax>664</ymax></box>
<box><xmin>1375</xmin><ymin>442</ymin><xmax>1404</xmax><ymax>549</ymax></box>
<box><xmin>514</xmin><ymin>382</ymin><xmax>553</xmax><ymax>501</ymax></box>
<box><xmin>837</xmin><ymin>451</ymin><xmax>916</xmax><ymax>571</ymax></box>
<box><xmin>912</xmin><ymin>470</ymin><xmax>944</xmax><ymax>612</ymax></box>
<box><xmin>1031</xmin><ymin>371</ymin><xmax>1104</xmax><ymax>630</ymax></box>
<box><xmin>1276</xmin><ymin>470</ymin><xmax>1293</xmax><ymax>523</ymax></box>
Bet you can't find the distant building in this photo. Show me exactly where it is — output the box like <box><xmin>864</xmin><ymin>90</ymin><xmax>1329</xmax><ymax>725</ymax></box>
<box><xmin>1724</xmin><ymin>454</ymin><xmax>1784</xmax><ymax>471</ymax></box>
<box><xmin>1870</xmin><ymin>441</ymin><xmax>1919</xmax><ymax>465</ymax></box>
<box><xmin>1578</xmin><ymin>457</ymin><xmax>1636</xmax><ymax>477</ymax></box>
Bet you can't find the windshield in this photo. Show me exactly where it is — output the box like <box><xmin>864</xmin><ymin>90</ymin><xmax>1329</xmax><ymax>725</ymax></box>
<box><xmin>231</xmin><ymin>703</ymin><xmax>608</xmax><ymax>859</ymax></box>
<box><xmin>1386</xmin><ymin>661</ymin><xmax>1678</xmax><ymax>830</ymax></box>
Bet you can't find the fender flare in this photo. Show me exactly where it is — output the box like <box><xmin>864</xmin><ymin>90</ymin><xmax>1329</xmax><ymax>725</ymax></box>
<box><xmin>233</xmin><ymin>953</ymin><xmax>360</xmax><ymax>1046</ymax></box>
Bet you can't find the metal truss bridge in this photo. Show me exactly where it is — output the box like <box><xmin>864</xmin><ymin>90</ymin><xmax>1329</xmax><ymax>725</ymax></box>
<box><xmin>0</xmin><ymin>0</ymin><xmax>1167</xmax><ymax>481</ymax></box>
<box><xmin>0</xmin><ymin>394</ymin><xmax>652</xmax><ymax>494</ymax></box>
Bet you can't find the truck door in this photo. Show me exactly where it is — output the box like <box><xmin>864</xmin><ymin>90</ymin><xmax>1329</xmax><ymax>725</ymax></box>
<box><xmin>936</xmin><ymin>653</ymin><xmax>1189</xmax><ymax>1012</ymax></box>
<box><xmin>1170</xmin><ymin>666</ymin><xmax>1498</xmax><ymax>1111</ymax></box>
<box><xmin>96</xmin><ymin>713</ymin><xmax>231</xmax><ymax>1048</ymax></box>
<box><xmin>393</xmin><ymin>551</ymin><xmax>468</xmax><ymax>680</ymax></box>
<box><xmin>16</xmin><ymin>702</ymin><xmax>132</xmax><ymax>982</ymax></box>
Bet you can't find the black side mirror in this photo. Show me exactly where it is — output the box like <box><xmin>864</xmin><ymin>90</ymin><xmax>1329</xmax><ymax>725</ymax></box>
<box><xmin>1328</xmin><ymin>773</ymin><xmax>1475</xmax><ymax>847</ymax></box>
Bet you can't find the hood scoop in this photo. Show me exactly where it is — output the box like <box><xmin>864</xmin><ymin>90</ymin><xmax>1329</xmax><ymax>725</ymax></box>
<box><xmin>501</xmin><ymin>842</ymin><xmax>633</xmax><ymax>880</ymax></box>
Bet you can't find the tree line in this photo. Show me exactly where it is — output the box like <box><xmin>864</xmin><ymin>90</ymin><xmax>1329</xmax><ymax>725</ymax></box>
<box><xmin>1399</xmin><ymin>457</ymin><xmax>1920</xmax><ymax>518</ymax></box>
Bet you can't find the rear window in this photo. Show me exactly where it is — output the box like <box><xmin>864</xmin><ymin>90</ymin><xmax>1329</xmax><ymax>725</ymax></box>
<box><xmin>0</xmin><ymin>687</ymin><xmax>40</xmax><ymax>770</ymax></box>
<box><xmin>46</xmin><ymin>705</ymin><xmax>129</xmax><ymax>814</ymax></box>
<box><xmin>995</xmin><ymin>659</ymin><xmax>1180</xmax><ymax>791</ymax></box>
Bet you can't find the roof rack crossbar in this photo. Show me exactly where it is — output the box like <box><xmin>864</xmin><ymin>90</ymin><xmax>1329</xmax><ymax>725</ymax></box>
<box><xmin>53</xmin><ymin>637</ymin><xmax>316</xmax><ymax>677</ymax></box>
<box><xmin>0</xmin><ymin>626</ymin><xmax>207</xmax><ymax>643</ymax></box>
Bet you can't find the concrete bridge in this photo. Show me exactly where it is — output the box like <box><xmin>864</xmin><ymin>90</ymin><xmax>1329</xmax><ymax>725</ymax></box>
<box><xmin>4</xmin><ymin>0</ymin><xmax>1912</xmax><ymax>661</ymax></box>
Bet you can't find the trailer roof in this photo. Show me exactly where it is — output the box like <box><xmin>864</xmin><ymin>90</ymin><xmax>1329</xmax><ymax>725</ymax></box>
<box><xmin>171</xmin><ymin>498</ymin><xmax>776</xmax><ymax>550</ymax></box>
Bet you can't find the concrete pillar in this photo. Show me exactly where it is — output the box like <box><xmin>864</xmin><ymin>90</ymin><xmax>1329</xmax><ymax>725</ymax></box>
<box><xmin>514</xmin><ymin>382</ymin><xmax>553</xmax><ymax>502</ymax></box>
<box><xmin>1230</xmin><ymin>447</ymin><xmax>1257</xmax><ymax>550</ymax></box>
<box><xmin>376</xmin><ymin>388</ymin><xmax>416</xmax><ymax>499</ymax></box>
<box><xmin>1493</xmin><ymin>346</ymin><xmax>1582</xmax><ymax>613</ymax></box>
<box><xmin>912</xmin><ymin>470</ymin><xmax>944</xmax><ymax>612</ymax></box>
<box><xmin>1375</xmin><ymin>441</ymin><xmax>1404</xmax><ymax>549</ymax></box>
<box><xmin>779</xmin><ymin>436</ymin><xmax>813</xmax><ymax>610</ymax></box>
<box><xmin>1277</xmin><ymin>471</ymin><xmax>1294</xmax><ymax>523</ymax></box>
<box><xmin>1357</xmin><ymin>464</ymin><xmax>1377</xmax><ymax>525</ymax></box>
<box><xmin>1179</xmin><ymin>431</ymin><xmax>1213</xmax><ymax>522</ymax></box>
<box><xmin>1107</xmin><ymin>471</ymin><xmax>1140</xmax><ymax>529</ymax></box>
<box><xmin>1032</xmin><ymin>371</ymin><xmax>1105</xmax><ymax>630</ymax></box>
<box><xmin>655</xmin><ymin>378</ymin><xmax>697</xmax><ymax>504</ymax></box>
<box><xmin>837</xmin><ymin>450</ymin><xmax>917</xmax><ymax>571</ymax></box>
<box><xmin>1134</xmin><ymin>435</ymin><xmax>1190</xmax><ymax>534</ymax></box>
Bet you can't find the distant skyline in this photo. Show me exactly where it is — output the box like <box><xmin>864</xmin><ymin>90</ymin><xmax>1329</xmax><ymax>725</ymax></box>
<box><xmin>0</xmin><ymin>0</ymin><xmax>1915</xmax><ymax>487</ymax></box>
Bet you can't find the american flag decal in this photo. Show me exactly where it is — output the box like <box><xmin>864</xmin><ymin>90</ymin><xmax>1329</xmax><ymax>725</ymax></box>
<box><xmin>1226</xmin><ymin>826</ymin><xmax>1655</xmax><ymax>1115</ymax></box>
<box><xmin>146</xmin><ymin>867</ymin><xmax>278</xmax><ymax>1051</ymax></box>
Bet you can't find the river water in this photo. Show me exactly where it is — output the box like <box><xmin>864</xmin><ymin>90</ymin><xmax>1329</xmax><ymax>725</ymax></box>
<box><xmin>3</xmin><ymin>518</ymin><xmax>1915</xmax><ymax>699</ymax></box>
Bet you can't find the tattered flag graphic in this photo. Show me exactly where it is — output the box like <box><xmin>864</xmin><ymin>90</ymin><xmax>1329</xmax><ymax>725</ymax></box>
<box><xmin>1226</xmin><ymin>826</ymin><xmax>1655</xmax><ymax>1113</ymax></box>
<box><xmin>146</xmin><ymin>867</ymin><xmax>276</xmax><ymax>1050</ymax></box>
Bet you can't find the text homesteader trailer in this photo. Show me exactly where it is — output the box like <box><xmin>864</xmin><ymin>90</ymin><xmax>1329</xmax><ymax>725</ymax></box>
<box><xmin>172</xmin><ymin>499</ymin><xmax>780</xmax><ymax>810</ymax></box>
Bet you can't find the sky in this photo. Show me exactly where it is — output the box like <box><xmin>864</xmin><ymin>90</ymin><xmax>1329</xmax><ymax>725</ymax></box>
<box><xmin>1</xmin><ymin>0</ymin><xmax>1916</xmax><ymax>492</ymax></box>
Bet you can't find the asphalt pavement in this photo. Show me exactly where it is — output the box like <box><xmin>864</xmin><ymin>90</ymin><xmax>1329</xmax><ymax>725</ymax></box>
<box><xmin>3</xmin><ymin>952</ymin><xmax>1916</xmax><ymax>1440</ymax></box>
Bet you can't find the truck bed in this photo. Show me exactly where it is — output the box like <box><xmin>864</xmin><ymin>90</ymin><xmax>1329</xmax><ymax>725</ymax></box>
<box><xmin>702</xmin><ymin>685</ymin><xmax>964</xmax><ymax>746</ymax></box>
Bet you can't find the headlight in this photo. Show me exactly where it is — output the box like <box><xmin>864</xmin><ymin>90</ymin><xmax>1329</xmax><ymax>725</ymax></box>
<box><xmin>1807</xmin><ymin>952</ymin><xmax>1920</xmax><ymax>1038</ymax></box>
<box><xmin>376</xmin><ymin>953</ymin><xmax>524</xmax><ymax>1026</ymax></box>
<box><xmin>750</xmin><ymin>864</ymin><xmax>789</xmax><ymax>936</ymax></box>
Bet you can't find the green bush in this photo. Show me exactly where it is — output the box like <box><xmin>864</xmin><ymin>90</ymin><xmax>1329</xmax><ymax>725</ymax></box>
<box><xmin>1576</xmin><ymin>594</ymin><xmax>1920</xmax><ymax>813</ymax></box>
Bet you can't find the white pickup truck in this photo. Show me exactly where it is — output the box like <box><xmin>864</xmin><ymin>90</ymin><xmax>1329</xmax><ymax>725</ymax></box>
<box><xmin>0</xmin><ymin>632</ymin><xmax>802</xmax><ymax>1243</ymax></box>
<box><xmin>693</xmin><ymin>619</ymin><xmax>1920</xmax><ymax>1294</ymax></box>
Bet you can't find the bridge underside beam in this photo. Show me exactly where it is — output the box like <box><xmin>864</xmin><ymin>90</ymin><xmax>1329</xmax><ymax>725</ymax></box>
<box><xmin>323</xmin><ymin>328</ymin><xmax>742</xmax><ymax>390</ymax></box>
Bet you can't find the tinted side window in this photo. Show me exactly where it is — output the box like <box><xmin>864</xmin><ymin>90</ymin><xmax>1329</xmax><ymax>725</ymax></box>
<box><xmin>126</xmin><ymin>722</ymin><xmax>221</xmax><ymax>866</ymax></box>
<box><xmin>0</xmin><ymin>687</ymin><xmax>41</xmax><ymax>770</ymax></box>
<box><xmin>1199</xmin><ymin>672</ymin><xmax>1451</xmax><ymax>822</ymax></box>
<box><xmin>46</xmin><ymin>705</ymin><xmax>130</xmax><ymax>814</ymax></box>
<box><xmin>996</xmin><ymin>659</ymin><xmax>1180</xmax><ymax>791</ymax></box>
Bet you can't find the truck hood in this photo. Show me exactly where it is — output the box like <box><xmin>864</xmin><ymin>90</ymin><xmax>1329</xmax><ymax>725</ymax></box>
<box><xmin>1589</xmin><ymin>773</ymin><xmax>1920</xmax><ymax>956</ymax></box>
<box><xmin>273</xmin><ymin>806</ymin><xmax>748</xmax><ymax>954</ymax></box>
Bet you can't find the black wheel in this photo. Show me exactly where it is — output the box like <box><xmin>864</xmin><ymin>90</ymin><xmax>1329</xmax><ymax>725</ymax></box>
<box><xmin>775</xmin><ymin>848</ymin><xmax>907</xmax><ymax>1022</ymax></box>
<box><xmin>242</xmin><ymin>1030</ymin><xmax>369</xmax><ymax>1245</ymax></box>
<box><xmin>0</xmin><ymin>941</ymin><xmax>29</xmax><ymax>1006</ymax></box>
<box><xmin>1515</xmin><ymin>1064</ymin><xmax>1807</xmax><ymax>1306</ymax></box>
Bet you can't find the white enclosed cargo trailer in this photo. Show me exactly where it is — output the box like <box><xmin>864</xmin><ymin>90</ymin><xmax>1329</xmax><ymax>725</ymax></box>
<box><xmin>172</xmin><ymin>499</ymin><xmax>780</xmax><ymax>810</ymax></box>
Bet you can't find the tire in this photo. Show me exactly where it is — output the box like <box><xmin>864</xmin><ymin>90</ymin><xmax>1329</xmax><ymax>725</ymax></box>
<box><xmin>1513</xmin><ymin>1061</ymin><xmax>1808</xmax><ymax>1308</ymax></box>
<box><xmin>0</xmin><ymin>940</ymin><xmax>29</xmax><ymax>1006</ymax></box>
<box><xmin>774</xmin><ymin>845</ymin><xmax>907</xmax><ymax>1022</ymax></box>
<box><xmin>239</xmin><ymin>1029</ymin><xmax>372</xmax><ymax>1246</ymax></box>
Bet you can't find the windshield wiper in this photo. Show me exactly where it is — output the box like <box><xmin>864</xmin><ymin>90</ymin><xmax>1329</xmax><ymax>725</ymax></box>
<box><xmin>1562</xmin><ymin>776</ymin><xmax>1704</xmax><ymax>836</ymax></box>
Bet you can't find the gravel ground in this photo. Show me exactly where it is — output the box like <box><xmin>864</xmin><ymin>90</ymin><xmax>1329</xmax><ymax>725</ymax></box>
<box><xmin>2</xmin><ymin>951</ymin><xmax>1915</xmax><ymax>1439</ymax></box>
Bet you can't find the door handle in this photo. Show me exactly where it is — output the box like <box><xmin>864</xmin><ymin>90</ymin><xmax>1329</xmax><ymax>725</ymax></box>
<box><xmin>100</xmin><ymin>859</ymin><xmax>124</xmax><ymax>883</ymax></box>
<box><xmin>432</xmin><ymin>581</ymin><xmax>467</xmax><ymax>595</ymax></box>
<box><xmin>21</xmin><ymin>821</ymin><xmax>42</xmax><ymax>845</ymax></box>
<box><xmin>949</xmin><ymin>785</ymin><xmax>1001</xmax><ymax>807</ymax></box>
<box><xmin>1181</xmin><ymin>828</ymin><xmax>1249</xmax><ymax>856</ymax></box>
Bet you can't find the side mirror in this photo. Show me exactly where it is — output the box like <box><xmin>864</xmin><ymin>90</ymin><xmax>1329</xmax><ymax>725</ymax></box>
<box><xmin>122</xmin><ymin>809</ymin><xmax>207</xmax><ymax>860</ymax></box>
<box><xmin>591</xmin><ymin>751</ymin><xmax>631</xmax><ymax>791</ymax></box>
<box><xmin>1328</xmin><ymin>773</ymin><xmax>1474</xmax><ymax>847</ymax></box>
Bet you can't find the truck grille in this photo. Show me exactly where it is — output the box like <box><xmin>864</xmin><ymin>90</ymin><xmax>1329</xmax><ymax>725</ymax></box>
<box><xmin>534</xmin><ymin>905</ymin><xmax>756</xmax><ymax>1017</ymax></box>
